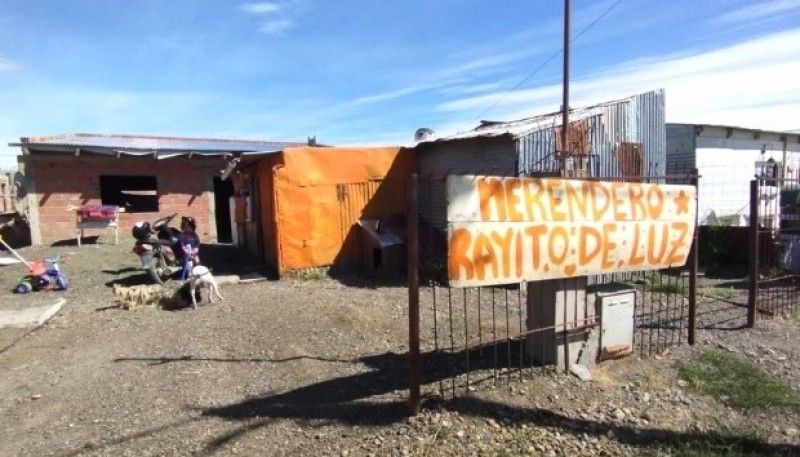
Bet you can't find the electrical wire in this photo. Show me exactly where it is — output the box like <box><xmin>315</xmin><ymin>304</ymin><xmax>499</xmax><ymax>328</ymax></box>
<box><xmin>469</xmin><ymin>0</ymin><xmax>624</xmax><ymax>126</ymax></box>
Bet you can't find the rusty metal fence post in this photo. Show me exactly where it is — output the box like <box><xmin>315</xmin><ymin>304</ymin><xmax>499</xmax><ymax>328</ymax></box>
<box><xmin>407</xmin><ymin>174</ymin><xmax>421</xmax><ymax>415</ymax></box>
<box><xmin>688</xmin><ymin>169</ymin><xmax>699</xmax><ymax>345</ymax></box>
<box><xmin>747</xmin><ymin>179</ymin><xmax>759</xmax><ymax>328</ymax></box>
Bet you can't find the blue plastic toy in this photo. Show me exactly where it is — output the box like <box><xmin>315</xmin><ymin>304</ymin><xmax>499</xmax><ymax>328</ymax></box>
<box><xmin>13</xmin><ymin>255</ymin><xmax>69</xmax><ymax>294</ymax></box>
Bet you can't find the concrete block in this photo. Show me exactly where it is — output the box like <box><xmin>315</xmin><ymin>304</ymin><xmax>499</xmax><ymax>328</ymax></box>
<box><xmin>526</xmin><ymin>276</ymin><xmax>593</xmax><ymax>368</ymax></box>
<box><xmin>0</xmin><ymin>298</ymin><xmax>66</xmax><ymax>328</ymax></box>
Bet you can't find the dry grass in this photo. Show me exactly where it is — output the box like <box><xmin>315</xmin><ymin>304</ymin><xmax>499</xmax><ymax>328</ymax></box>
<box><xmin>111</xmin><ymin>283</ymin><xmax>187</xmax><ymax>310</ymax></box>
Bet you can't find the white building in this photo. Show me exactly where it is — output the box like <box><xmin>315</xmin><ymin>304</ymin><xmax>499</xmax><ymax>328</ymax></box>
<box><xmin>666</xmin><ymin>124</ymin><xmax>800</xmax><ymax>227</ymax></box>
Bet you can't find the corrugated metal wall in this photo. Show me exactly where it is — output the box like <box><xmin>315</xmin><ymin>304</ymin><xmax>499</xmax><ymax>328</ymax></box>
<box><xmin>517</xmin><ymin>90</ymin><xmax>667</xmax><ymax>178</ymax></box>
<box><xmin>665</xmin><ymin>124</ymin><xmax>697</xmax><ymax>174</ymax></box>
<box><xmin>269</xmin><ymin>147</ymin><xmax>414</xmax><ymax>275</ymax></box>
<box><xmin>417</xmin><ymin>136</ymin><xmax>517</xmax><ymax>232</ymax></box>
<box><xmin>334</xmin><ymin>179</ymin><xmax>408</xmax><ymax>272</ymax></box>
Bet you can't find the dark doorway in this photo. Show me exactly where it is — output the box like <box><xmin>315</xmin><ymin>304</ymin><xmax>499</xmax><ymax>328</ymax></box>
<box><xmin>213</xmin><ymin>177</ymin><xmax>235</xmax><ymax>243</ymax></box>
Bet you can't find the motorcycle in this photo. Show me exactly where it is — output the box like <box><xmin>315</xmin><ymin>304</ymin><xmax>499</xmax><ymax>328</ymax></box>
<box><xmin>131</xmin><ymin>213</ymin><xmax>197</xmax><ymax>284</ymax></box>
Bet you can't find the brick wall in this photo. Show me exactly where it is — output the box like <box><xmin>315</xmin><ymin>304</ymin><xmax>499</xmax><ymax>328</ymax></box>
<box><xmin>27</xmin><ymin>154</ymin><xmax>224</xmax><ymax>244</ymax></box>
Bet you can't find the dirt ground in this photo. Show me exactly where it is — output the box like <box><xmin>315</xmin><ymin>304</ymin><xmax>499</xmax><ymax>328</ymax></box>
<box><xmin>0</xmin><ymin>238</ymin><xmax>799</xmax><ymax>456</ymax></box>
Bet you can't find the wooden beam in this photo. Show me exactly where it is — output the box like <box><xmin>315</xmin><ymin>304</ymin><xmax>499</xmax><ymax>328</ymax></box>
<box><xmin>74</xmin><ymin>148</ymin><xmax>80</xmax><ymax>156</ymax></box>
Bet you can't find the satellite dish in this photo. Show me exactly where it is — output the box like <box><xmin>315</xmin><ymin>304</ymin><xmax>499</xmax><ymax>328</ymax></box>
<box><xmin>414</xmin><ymin>128</ymin><xmax>436</xmax><ymax>142</ymax></box>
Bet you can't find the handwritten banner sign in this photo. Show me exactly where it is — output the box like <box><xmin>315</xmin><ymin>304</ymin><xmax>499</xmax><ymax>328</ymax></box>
<box><xmin>446</xmin><ymin>175</ymin><xmax>697</xmax><ymax>288</ymax></box>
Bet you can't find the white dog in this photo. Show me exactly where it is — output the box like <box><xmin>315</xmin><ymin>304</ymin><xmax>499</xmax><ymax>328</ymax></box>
<box><xmin>187</xmin><ymin>265</ymin><xmax>223</xmax><ymax>309</ymax></box>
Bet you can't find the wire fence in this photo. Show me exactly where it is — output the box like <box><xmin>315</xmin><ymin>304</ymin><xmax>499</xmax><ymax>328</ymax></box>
<box><xmin>411</xmin><ymin>167</ymin><xmax>699</xmax><ymax>400</ymax></box>
<box><xmin>750</xmin><ymin>177</ymin><xmax>800</xmax><ymax>320</ymax></box>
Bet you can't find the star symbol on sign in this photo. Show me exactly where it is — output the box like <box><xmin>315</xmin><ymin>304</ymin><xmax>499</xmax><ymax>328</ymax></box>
<box><xmin>674</xmin><ymin>190</ymin><xmax>690</xmax><ymax>215</ymax></box>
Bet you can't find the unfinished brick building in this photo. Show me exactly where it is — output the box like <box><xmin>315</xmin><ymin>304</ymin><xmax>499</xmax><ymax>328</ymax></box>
<box><xmin>10</xmin><ymin>133</ymin><xmax>304</xmax><ymax>245</ymax></box>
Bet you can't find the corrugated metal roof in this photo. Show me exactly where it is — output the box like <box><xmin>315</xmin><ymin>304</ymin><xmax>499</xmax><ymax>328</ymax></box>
<box><xmin>9</xmin><ymin>132</ymin><xmax>307</xmax><ymax>157</ymax></box>
<box><xmin>670</xmin><ymin>123</ymin><xmax>800</xmax><ymax>139</ymax></box>
<box><xmin>516</xmin><ymin>90</ymin><xmax>667</xmax><ymax>178</ymax></box>
<box><xmin>425</xmin><ymin>91</ymin><xmax>659</xmax><ymax>142</ymax></box>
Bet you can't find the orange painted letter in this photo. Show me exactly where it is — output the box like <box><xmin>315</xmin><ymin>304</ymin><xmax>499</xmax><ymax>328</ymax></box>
<box><xmin>664</xmin><ymin>222</ymin><xmax>690</xmax><ymax>265</ymax></box>
<box><xmin>590</xmin><ymin>182</ymin><xmax>611</xmax><ymax>221</ymax></box>
<box><xmin>578</xmin><ymin>225</ymin><xmax>602</xmax><ymax>266</ymax></box>
<box><xmin>472</xmin><ymin>233</ymin><xmax>499</xmax><ymax>280</ymax></box>
<box><xmin>565</xmin><ymin>181</ymin><xmax>590</xmax><ymax>221</ymax></box>
<box><xmin>548</xmin><ymin>226</ymin><xmax>569</xmax><ymax>265</ymax></box>
<box><xmin>515</xmin><ymin>231</ymin><xmax>523</xmax><ymax>277</ymax></box>
<box><xmin>627</xmin><ymin>223</ymin><xmax>645</xmax><ymax>267</ymax></box>
<box><xmin>646</xmin><ymin>223</ymin><xmax>669</xmax><ymax>265</ymax></box>
<box><xmin>646</xmin><ymin>186</ymin><xmax>664</xmax><ymax>220</ymax></box>
<box><xmin>611</xmin><ymin>182</ymin><xmax>628</xmax><ymax>221</ymax></box>
<box><xmin>524</xmin><ymin>225</ymin><xmax>547</xmax><ymax>270</ymax></box>
<box><xmin>546</xmin><ymin>180</ymin><xmax>566</xmax><ymax>222</ymax></box>
<box><xmin>628</xmin><ymin>183</ymin><xmax>646</xmax><ymax>220</ymax></box>
<box><xmin>522</xmin><ymin>179</ymin><xmax>547</xmax><ymax>221</ymax></box>
<box><xmin>505</xmin><ymin>180</ymin><xmax>525</xmax><ymax>222</ymax></box>
<box><xmin>601</xmin><ymin>223</ymin><xmax>617</xmax><ymax>269</ymax></box>
<box><xmin>491</xmin><ymin>228</ymin><xmax>515</xmax><ymax>278</ymax></box>
<box><xmin>448</xmin><ymin>228</ymin><xmax>474</xmax><ymax>281</ymax></box>
<box><xmin>478</xmin><ymin>178</ymin><xmax>507</xmax><ymax>221</ymax></box>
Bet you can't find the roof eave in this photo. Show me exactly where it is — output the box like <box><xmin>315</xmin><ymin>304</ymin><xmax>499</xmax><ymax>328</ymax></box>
<box><xmin>10</xmin><ymin>144</ymin><xmax>285</xmax><ymax>158</ymax></box>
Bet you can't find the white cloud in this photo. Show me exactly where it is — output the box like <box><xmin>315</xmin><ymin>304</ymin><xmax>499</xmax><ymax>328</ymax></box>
<box><xmin>0</xmin><ymin>85</ymin><xmax>224</xmax><ymax>168</ymax></box>
<box><xmin>240</xmin><ymin>2</ymin><xmax>281</xmax><ymax>14</ymax></box>
<box><xmin>351</xmin><ymin>85</ymin><xmax>433</xmax><ymax>105</ymax></box>
<box><xmin>330</xmin><ymin>0</ymin><xmax>630</xmax><ymax>114</ymax></box>
<box><xmin>239</xmin><ymin>1</ymin><xmax>299</xmax><ymax>35</ymax></box>
<box><xmin>715</xmin><ymin>0</ymin><xmax>800</xmax><ymax>24</ymax></box>
<box><xmin>437</xmin><ymin>79</ymin><xmax>517</xmax><ymax>96</ymax></box>
<box><xmin>434</xmin><ymin>27</ymin><xmax>800</xmax><ymax>133</ymax></box>
<box><xmin>341</xmin><ymin>49</ymin><xmax>532</xmax><ymax>108</ymax></box>
<box><xmin>259</xmin><ymin>19</ymin><xmax>294</xmax><ymax>35</ymax></box>
<box><xmin>0</xmin><ymin>57</ymin><xmax>18</xmax><ymax>73</ymax></box>
<box><xmin>439</xmin><ymin>52</ymin><xmax>530</xmax><ymax>79</ymax></box>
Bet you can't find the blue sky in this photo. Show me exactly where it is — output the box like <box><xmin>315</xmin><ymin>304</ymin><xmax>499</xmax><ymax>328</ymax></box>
<box><xmin>2</xmin><ymin>0</ymin><xmax>800</xmax><ymax>169</ymax></box>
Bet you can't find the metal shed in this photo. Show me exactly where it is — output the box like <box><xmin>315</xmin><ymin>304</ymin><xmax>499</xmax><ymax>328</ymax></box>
<box><xmin>666</xmin><ymin>123</ymin><xmax>800</xmax><ymax>226</ymax></box>
<box><xmin>415</xmin><ymin>89</ymin><xmax>667</xmax><ymax>231</ymax></box>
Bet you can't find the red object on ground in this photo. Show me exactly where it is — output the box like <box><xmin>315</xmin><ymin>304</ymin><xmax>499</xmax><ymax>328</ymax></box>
<box><xmin>28</xmin><ymin>261</ymin><xmax>46</xmax><ymax>276</ymax></box>
<box><xmin>77</xmin><ymin>205</ymin><xmax>117</xmax><ymax>220</ymax></box>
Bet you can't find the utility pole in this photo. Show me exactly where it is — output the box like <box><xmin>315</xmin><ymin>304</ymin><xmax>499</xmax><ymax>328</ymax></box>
<box><xmin>527</xmin><ymin>0</ymin><xmax>588</xmax><ymax>375</ymax></box>
<box><xmin>561</xmin><ymin>0</ymin><xmax>570</xmax><ymax>177</ymax></box>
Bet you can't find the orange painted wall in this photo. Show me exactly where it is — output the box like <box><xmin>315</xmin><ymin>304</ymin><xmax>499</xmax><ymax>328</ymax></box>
<box><xmin>259</xmin><ymin>146</ymin><xmax>415</xmax><ymax>273</ymax></box>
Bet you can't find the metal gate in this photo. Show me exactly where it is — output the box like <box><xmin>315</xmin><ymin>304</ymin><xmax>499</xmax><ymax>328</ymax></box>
<box><xmin>408</xmin><ymin>171</ymin><xmax>700</xmax><ymax>411</ymax></box>
<box><xmin>748</xmin><ymin>178</ymin><xmax>800</xmax><ymax>323</ymax></box>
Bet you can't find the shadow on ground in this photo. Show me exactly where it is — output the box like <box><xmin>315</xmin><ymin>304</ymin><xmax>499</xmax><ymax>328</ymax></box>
<box><xmin>103</xmin><ymin>272</ymin><xmax>152</xmax><ymax>288</ymax></box>
<box><xmin>51</xmin><ymin>236</ymin><xmax>99</xmax><ymax>247</ymax></box>
<box><xmin>71</xmin><ymin>343</ymin><xmax>799</xmax><ymax>457</ymax></box>
<box><xmin>99</xmin><ymin>243</ymin><xmax>275</xmax><ymax>289</ymax></box>
<box><xmin>326</xmin><ymin>271</ymin><xmax>408</xmax><ymax>290</ymax></box>
<box><xmin>195</xmin><ymin>243</ymin><xmax>274</xmax><ymax>278</ymax></box>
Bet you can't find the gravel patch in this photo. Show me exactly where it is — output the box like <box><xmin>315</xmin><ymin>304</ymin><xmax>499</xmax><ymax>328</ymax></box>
<box><xmin>0</xmin><ymin>240</ymin><xmax>798</xmax><ymax>456</ymax></box>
